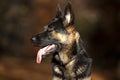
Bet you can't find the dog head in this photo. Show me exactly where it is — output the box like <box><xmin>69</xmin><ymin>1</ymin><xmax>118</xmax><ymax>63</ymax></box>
<box><xmin>31</xmin><ymin>3</ymin><xmax>78</xmax><ymax>63</ymax></box>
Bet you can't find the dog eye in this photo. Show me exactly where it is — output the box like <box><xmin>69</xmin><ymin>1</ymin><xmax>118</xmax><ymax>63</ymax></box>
<box><xmin>48</xmin><ymin>26</ymin><xmax>55</xmax><ymax>32</ymax></box>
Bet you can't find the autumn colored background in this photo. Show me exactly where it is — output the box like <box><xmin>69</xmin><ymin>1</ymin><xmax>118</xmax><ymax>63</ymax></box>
<box><xmin>0</xmin><ymin>0</ymin><xmax>120</xmax><ymax>80</ymax></box>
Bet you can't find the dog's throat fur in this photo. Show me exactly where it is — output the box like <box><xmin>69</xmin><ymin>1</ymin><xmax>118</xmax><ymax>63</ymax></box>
<box><xmin>53</xmin><ymin>41</ymin><xmax>77</xmax><ymax>65</ymax></box>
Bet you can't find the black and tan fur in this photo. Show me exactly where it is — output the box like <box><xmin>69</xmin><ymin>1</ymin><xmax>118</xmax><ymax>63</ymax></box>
<box><xmin>31</xmin><ymin>2</ymin><xmax>92</xmax><ymax>80</ymax></box>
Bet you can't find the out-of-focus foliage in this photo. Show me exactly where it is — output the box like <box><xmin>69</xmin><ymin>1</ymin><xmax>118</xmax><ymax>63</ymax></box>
<box><xmin>0</xmin><ymin>0</ymin><xmax>30</xmax><ymax>56</ymax></box>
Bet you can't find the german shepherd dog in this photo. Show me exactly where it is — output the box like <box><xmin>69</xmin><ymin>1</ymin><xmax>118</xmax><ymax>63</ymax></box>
<box><xmin>31</xmin><ymin>2</ymin><xmax>92</xmax><ymax>80</ymax></box>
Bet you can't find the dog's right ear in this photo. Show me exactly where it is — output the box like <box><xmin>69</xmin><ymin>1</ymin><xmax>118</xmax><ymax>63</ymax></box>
<box><xmin>63</xmin><ymin>2</ymin><xmax>74</xmax><ymax>27</ymax></box>
<box><xmin>56</xmin><ymin>4</ymin><xmax>62</xmax><ymax>18</ymax></box>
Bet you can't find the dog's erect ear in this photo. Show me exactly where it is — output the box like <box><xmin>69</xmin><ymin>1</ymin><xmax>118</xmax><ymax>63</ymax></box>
<box><xmin>63</xmin><ymin>2</ymin><xmax>74</xmax><ymax>26</ymax></box>
<box><xmin>56</xmin><ymin>4</ymin><xmax>62</xmax><ymax>18</ymax></box>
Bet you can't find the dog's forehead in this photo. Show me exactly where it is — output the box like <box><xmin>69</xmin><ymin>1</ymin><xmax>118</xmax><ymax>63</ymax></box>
<box><xmin>43</xmin><ymin>18</ymin><xmax>59</xmax><ymax>30</ymax></box>
<box><xmin>48</xmin><ymin>18</ymin><xmax>63</xmax><ymax>26</ymax></box>
<box><xmin>47</xmin><ymin>18</ymin><xmax>66</xmax><ymax>31</ymax></box>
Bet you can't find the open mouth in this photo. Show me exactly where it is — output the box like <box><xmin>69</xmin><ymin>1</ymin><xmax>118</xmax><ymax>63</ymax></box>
<box><xmin>36</xmin><ymin>44</ymin><xmax>57</xmax><ymax>64</ymax></box>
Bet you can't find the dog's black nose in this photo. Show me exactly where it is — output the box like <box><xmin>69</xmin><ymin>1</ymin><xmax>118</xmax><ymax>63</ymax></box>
<box><xmin>31</xmin><ymin>37</ymin><xmax>36</xmax><ymax>41</ymax></box>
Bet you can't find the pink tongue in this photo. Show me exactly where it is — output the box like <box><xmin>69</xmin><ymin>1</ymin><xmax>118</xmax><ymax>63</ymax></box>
<box><xmin>36</xmin><ymin>44</ymin><xmax>56</xmax><ymax>64</ymax></box>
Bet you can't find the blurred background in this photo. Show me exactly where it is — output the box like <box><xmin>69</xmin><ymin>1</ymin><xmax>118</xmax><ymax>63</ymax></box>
<box><xmin>0</xmin><ymin>0</ymin><xmax>120</xmax><ymax>80</ymax></box>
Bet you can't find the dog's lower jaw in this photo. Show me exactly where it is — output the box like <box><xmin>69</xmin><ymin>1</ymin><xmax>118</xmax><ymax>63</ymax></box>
<box><xmin>55</xmin><ymin>43</ymin><xmax>62</xmax><ymax>52</ymax></box>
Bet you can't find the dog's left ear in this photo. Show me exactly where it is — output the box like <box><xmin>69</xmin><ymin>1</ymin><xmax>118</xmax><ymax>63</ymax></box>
<box><xmin>63</xmin><ymin>2</ymin><xmax>74</xmax><ymax>26</ymax></box>
<box><xmin>56</xmin><ymin>4</ymin><xmax>62</xmax><ymax>18</ymax></box>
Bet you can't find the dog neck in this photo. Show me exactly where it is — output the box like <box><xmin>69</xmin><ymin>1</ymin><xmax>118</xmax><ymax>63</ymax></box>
<box><xmin>58</xmin><ymin>43</ymin><xmax>76</xmax><ymax>65</ymax></box>
<box><xmin>58</xmin><ymin>28</ymin><xmax>80</xmax><ymax>65</ymax></box>
<box><xmin>53</xmin><ymin>27</ymin><xmax>82</xmax><ymax>65</ymax></box>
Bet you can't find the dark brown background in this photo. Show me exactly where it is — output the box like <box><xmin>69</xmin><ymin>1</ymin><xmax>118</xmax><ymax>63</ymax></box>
<box><xmin>0</xmin><ymin>0</ymin><xmax>120</xmax><ymax>80</ymax></box>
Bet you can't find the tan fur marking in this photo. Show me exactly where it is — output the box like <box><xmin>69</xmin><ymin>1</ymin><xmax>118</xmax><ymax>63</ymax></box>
<box><xmin>54</xmin><ymin>66</ymin><xmax>62</xmax><ymax>74</ymax></box>
<box><xmin>65</xmin><ymin>59</ymin><xmax>76</xmax><ymax>78</ymax></box>
<box><xmin>59</xmin><ymin>51</ymin><xmax>70</xmax><ymax>64</ymax></box>
<box><xmin>75</xmin><ymin>31</ymin><xmax>81</xmax><ymax>48</ymax></box>
<box><xmin>66</xmin><ymin>26</ymin><xmax>77</xmax><ymax>44</ymax></box>
<box><xmin>66</xmin><ymin>26</ymin><xmax>75</xmax><ymax>33</ymax></box>
<box><xmin>51</xmin><ymin>31</ymin><xmax>69</xmax><ymax>44</ymax></box>
<box><xmin>76</xmin><ymin>65</ymin><xmax>87</xmax><ymax>74</ymax></box>
<box><xmin>66</xmin><ymin>26</ymin><xmax>81</xmax><ymax>44</ymax></box>
<box><xmin>56</xmin><ymin>33</ymin><xmax>68</xmax><ymax>43</ymax></box>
